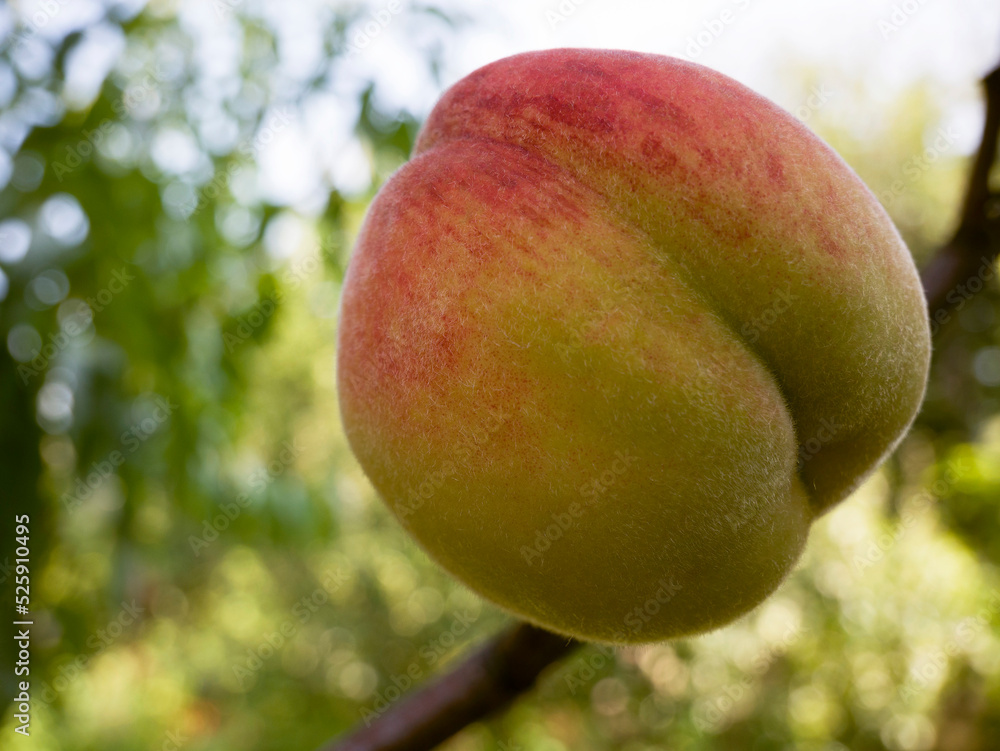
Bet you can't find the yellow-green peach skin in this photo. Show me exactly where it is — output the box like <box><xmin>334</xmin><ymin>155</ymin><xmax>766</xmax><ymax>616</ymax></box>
<box><xmin>336</xmin><ymin>49</ymin><xmax>931</xmax><ymax>643</ymax></box>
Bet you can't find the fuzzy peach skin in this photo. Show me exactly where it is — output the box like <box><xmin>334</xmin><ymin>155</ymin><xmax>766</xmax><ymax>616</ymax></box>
<box><xmin>336</xmin><ymin>49</ymin><xmax>931</xmax><ymax>644</ymax></box>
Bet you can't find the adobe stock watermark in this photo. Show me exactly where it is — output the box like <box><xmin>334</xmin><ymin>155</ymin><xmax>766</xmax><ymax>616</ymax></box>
<box><xmin>791</xmin><ymin>84</ymin><xmax>834</xmax><ymax>124</ymax></box>
<box><xmin>222</xmin><ymin>251</ymin><xmax>328</xmax><ymax>354</ymax></box>
<box><xmin>8</xmin><ymin>0</ymin><xmax>70</xmax><ymax>50</ymax></box>
<box><xmin>17</xmin><ymin>267</ymin><xmax>135</xmax><ymax>383</ymax></box>
<box><xmin>392</xmin><ymin>410</ymin><xmax>510</xmax><ymax>526</ymax></box>
<box><xmin>60</xmin><ymin>396</ymin><xmax>177</xmax><ymax>511</ymax></box>
<box><xmin>153</xmin><ymin>727</ymin><xmax>189</xmax><ymax>751</ymax></box>
<box><xmin>853</xmin><ymin>458</ymin><xmax>970</xmax><ymax>575</ymax></box>
<box><xmin>560</xmin><ymin>642</ymin><xmax>620</xmax><ymax>695</ymax></box>
<box><xmin>546</xmin><ymin>0</ymin><xmax>587</xmax><ymax>29</ymax></box>
<box><xmin>17</xmin><ymin>304</ymin><xmax>93</xmax><ymax>385</ymax></box>
<box><xmin>554</xmin><ymin>286</ymin><xmax>642</xmax><ymax>371</ymax></box>
<box><xmin>232</xmin><ymin>569</ymin><xmax>350</xmax><ymax>688</ymax></box>
<box><xmin>678</xmin><ymin>418</ymin><xmax>841</xmax><ymax>538</ymax></box>
<box><xmin>717</xmin><ymin>501</ymin><xmax>766</xmax><ymax>537</ymax></box>
<box><xmin>346</xmin><ymin>1</ymin><xmax>403</xmax><ymax>57</ymax></box>
<box><xmin>796</xmin><ymin>417</ymin><xmax>843</xmax><ymax>470</ymax></box>
<box><xmin>186</xmin><ymin>108</ymin><xmax>292</xmax><ymax>215</ymax></box>
<box><xmin>878</xmin><ymin>0</ymin><xmax>932</xmax><ymax>40</ymax></box>
<box><xmin>53</xmin><ymin>121</ymin><xmax>115</xmax><ymax>181</ymax></box>
<box><xmin>740</xmin><ymin>284</ymin><xmax>799</xmax><ymax>344</ymax></box>
<box><xmin>52</xmin><ymin>66</ymin><xmax>172</xmax><ymax>181</ymax></box>
<box><xmin>36</xmin><ymin>600</ymin><xmax>145</xmax><ymax>706</ymax></box>
<box><xmin>561</xmin><ymin>577</ymin><xmax>683</xmax><ymax>694</ymax></box>
<box><xmin>692</xmin><ymin>622</ymin><xmax>799</xmax><ymax>731</ymax></box>
<box><xmin>899</xmin><ymin>588</ymin><xmax>1000</xmax><ymax>700</ymax></box>
<box><xmin>878</xmin><ymin>126</ymin><xmax>959</xmax><ymax>209</ymax></box>
<box><xmin>677</xmin><ymin>0</ymin><xmax>754</xmax><ymax>61</ymax></box>
<box><xmin>213</xmin><ymin>0</ymin><xmax>243</xmax><ymax>19</ymax></box>
<box><xmin>0</xmin><ymin>557</ymin><xmax>14</xmax><ymax>586</ymax></box>
<box><xmin>85</xmin><ymin>267</ymin><xmax>135</xmax><ymax>313</ymax></box>
<box><xmin>929</xmin><ymin>257</ymin><xmax>997</xmax><ymax>336</ymax></box>
<box><xmin>360</xmin><ymin>608</ymin><xmax>480</xmax><ymax>725</ymax></box>
<box><xmin>188</xmin><ymin>439</ymin><xmax>304</xmax><ymax>555</ymax></box>
<box><xmin>519</xmin><ymin>448</ymin><xmax>639</xmax><ymax>566</ymax></box>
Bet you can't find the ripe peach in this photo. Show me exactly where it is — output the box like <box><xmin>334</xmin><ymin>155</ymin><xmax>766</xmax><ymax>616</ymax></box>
<box><xmin>336</xmin><ymin>49</ymin><xmax>931</xmax><ymax>643</ymax></box>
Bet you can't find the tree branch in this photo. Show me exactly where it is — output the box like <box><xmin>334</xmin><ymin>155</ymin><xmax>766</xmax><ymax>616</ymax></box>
<box><xmin>320</xmin><ymin>623</ymin><xmax>579</xmax><ymax>751</ymax></box>
<box><xmin>318</xmin><ymin>61</ymin><xmax>1000</xmax><ymax>751</ymax></box>
<box><xmin>920</xmin><ymin>64</ymin><xmax>1000</xmax><ymax>317</ymax></box>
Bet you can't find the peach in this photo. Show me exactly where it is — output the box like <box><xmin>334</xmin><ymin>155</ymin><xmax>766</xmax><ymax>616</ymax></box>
<box><xmin>336</xmin><ymin>49</ymin><xmax>931</xmax><ymax>643</ymax></box>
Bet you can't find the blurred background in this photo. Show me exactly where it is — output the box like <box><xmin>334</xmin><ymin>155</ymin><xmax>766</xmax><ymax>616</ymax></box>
<box><xmin>1</xmin><ymin>0</ymin><xmax>1000</xmax><ymax>749</ymax></box>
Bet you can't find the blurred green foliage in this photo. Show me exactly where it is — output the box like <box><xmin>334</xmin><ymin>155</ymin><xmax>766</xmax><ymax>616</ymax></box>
<box><xmin>1</xmin><ymin>3</ymin><xmax>999</xmax><ymax>751</ymax></box>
